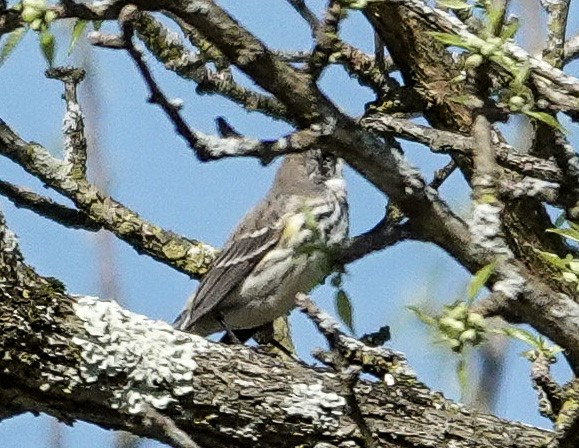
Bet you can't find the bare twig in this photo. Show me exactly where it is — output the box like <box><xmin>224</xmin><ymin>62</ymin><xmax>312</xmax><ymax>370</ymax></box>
<box><xmin>144</xmin><ymin>407</ymin><xmax>201</xmax><ymax>448</ymax></box>
<box><xmin>274</xmin><ymin>50</ymin><xmax>311</xmax><ymax>63</ymax></box>
<box><xmin>120</xmin><ymin>7</ymin><xmax>319</xmax><ymax>164</ymax></box>
<box><xmin>135</xmin><ymin>12</ymin><xmax>289</xmax><ymax>121</ymax></box>
<box><xmin>296</xmin><ymin>293</ymin><xmax>416</xmax><ymax>381</ymax></box>
<box><xmin>285</xmin><ymin>0</ymin><xmax>319</xmax><ymax>34</ymax></box>
<box><xmin>119</xmin><ymin>6</ymin><xmax>201</xmax><ymax>152</ymax></box>
<box><xmin>0</xmin><ymin>179</ymin><xmax>100</xmax><ymax>231</ymax></box>
<box><xmin>430</xmin><ymin>160</ymin><xmax>457</xmax><ymax>190</ymax></box>
<box><xmin>309</xmin><ymin>0</ymin><xmax>344</xmax><ymax>79</ymax></box>
<box><xmin>88</xmin><ymin>31</ymin><xmax>125</xmax><ymax>48</ymax></box>
<box><xmin>532</xmin><ymin>353</ymin><xmax>563</xmax><ymax>421</ymax></box>
<box><xmin>338</xmin><ymin>216</ymin><xmax>410</xmax><ymax>265</ymax></box>
<box><xmin>296</xmin><ymin>294</ymin><xmax>397</xmax><ymax>448</ymax></box>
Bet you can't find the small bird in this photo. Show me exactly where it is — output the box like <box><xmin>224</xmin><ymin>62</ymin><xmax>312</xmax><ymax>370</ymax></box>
<box><xmin>174</xmin><ymin>149</ymin><xmax>348</xmax><ymax>340</ymax></box>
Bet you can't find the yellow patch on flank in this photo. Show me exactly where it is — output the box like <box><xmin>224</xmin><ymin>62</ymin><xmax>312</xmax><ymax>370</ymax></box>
<box><xmin>281</xmin><ymin>214</ymin><xmax>305</xmax><ymax>242</ymax></box>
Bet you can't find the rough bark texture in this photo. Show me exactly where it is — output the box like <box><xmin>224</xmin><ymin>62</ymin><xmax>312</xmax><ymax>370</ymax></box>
<box><xmin>1</xmin><ymin>0</ymin><xmax>579</xmax><ymax>446</ymax></box>
<box><xmin>0</xmin><ymin>282</ymin><xmax>551</xmax><ymax>447</ymax></box>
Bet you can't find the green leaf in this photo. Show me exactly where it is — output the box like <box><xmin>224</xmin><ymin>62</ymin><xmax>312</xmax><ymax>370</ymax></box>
<box><xmin>467</xmin><ymin>261</ymin><xmax>496</xmax><ymax>302</ymax></box>
<box><xmin>335</xmin><ymin>289</ymin><xmax>355</xmax><ymax>333</ymax></box>
<box><xmin>500</xmin><ymin>18</ymin><xmax>519</xmax><ymax>41</ymax></box>
<box><xmin>39</xmin><ymin>29</ymin><xmax>55</xmax><ymax>67</ymax></box>
<box><xmin>428</xmin><ymin>32</ymin><xmax>471</xmax><ymax>49</ymax></box>
<box><xmin>92</xmin><ymin>20</ymin><xmax>103</xmax><ymax>31</ymax></box>
<box><xmin>68</xmin><ymin>19</ymin><xmax>87</xmax><ymax>55</ymax></box>
<box><xmin>438</xmin><ymin>0</ymin><xmax>472</xmax><ymax>10</ymax></box>
<box><xmin>523</xmin><ymin>110</ymin><xmax>566</xmax><ymax>133</ymax></box>
<box><xmin>485</xmin><ymin>8</ymin><xmax>502</xmax><ymax>34</ymax></box>
<box><xmin>536</xmin><ymin>249</ymin><xmax>569</xmax><ymax>270</ymax></box>
<box><xmin>407</xmin><ymin>305</ymin><xmax>437</xmax><ymax>327</ymax></box>
<box><xmin>0</xmin><ymin>28</ymin><xmax>26</xmax><ymax>67</ymax></box>
<box><xmin>511</xmin><ymin>64</ymin><xmax>531</xmax><ymax>88</ymax></box>
<box><xmin>547</xmin><ymin>227</ymin><xmax>579</xmax><ymax>244</ymax></box>
<box><xmin>499</xmin><ymin>326</ymin><xmax>540</xmax><ymax>348</ymax></box>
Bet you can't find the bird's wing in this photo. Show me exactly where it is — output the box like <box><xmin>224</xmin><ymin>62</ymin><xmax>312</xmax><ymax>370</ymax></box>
<box><xmin>174</xmin><ymin>217</ymin><xmax>283</xmax><ymax>330</ymax></box>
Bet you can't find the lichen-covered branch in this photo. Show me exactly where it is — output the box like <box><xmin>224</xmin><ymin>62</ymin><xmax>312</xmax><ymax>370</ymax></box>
<box><xmin>541</xmin><ymin>0</ymin><xmax>570</xmax><ymax>68</ymax></box>
<box><xmin>0</xmin><ymin>215</ymin><xmax>555</xmax><ymax>447</ymax></box>
<box><xmin>564</xmin><ymin>34</ymin><xmax>579</xmax><ymax>65</ymax></box>
<box><xmin>46</xmin><ymin>67</ymin><xmax>88</xmax><ymax>178</ymax></box>
<box><xmin>361</xmin><ymin>113</ymin><xmax>564</xmax><ymax>183</ymax></box>
<box><xmin>469</xmin><ymin>115</ymin><xmax>509</xmax><ymax>256</ymax></box>
<box><xmin>3</xmin><ymin>1</ymin><xmax>579</xmax><ymax>441</ymax></box>
<box><xmin>370</xmin><ymin>0</ymin><xmax>579</xmax><ymax>115</ymax></box>
<box><xmin>133</xmin><ymin>11</ymin><xmax>290</xmax><ymax>121</ymax></box>
<box><xmin>0</xmin><ymin>119</ymin><xmax>216</xmax><ymax>278</ymax></box>
<box><xmin>0</xmin><ymin>179</ymin><xmax>100</xmax><ymax>231</ymax></box>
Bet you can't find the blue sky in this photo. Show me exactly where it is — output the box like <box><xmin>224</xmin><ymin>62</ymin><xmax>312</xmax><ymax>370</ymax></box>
<box><xmin>1</xmin><ymin>1</ymin><xmax>578</xmax><ymax>446</ymax></box>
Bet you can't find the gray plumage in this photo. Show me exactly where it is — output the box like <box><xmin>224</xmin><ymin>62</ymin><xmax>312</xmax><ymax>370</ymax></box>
<box><xmin>174</xmin><ymin>149</ymin><xmax>348</xmax><ymax>337</ymax></box>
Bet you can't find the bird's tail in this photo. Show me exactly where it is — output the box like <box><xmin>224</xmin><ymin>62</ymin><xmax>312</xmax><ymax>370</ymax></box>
<box><xmin>172</xmin><ymin>307</ymin><xmax>191</xmax><ymax>330</ymax></box>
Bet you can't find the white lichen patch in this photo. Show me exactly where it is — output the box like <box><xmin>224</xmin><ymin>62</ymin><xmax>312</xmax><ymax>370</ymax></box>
<box><xmin>391</xmin><ymin>149</ymin><xmax>427</xmax><ymax>193</ymax></box>
<box><xmin>505</xmin><ymin>178</ymin><xmax>559</xmax><ymax>199</ymax></box>
<box><xmin>470</xmin><ymin>202</ymin><xmax>513</xmax><ymax>257</ymax></box>
<box><xmin>72</xmin><ymin>296</ymin><xmax>208</xmax><ymax>414</ymax></box>
<box><xmin>220</xmin><ymin>422</ymin><xmax>260</xmax><ymax>442</ymax></box>
<box><xmin>492</xmin><ymin>265</ymin><xmax>526</xmax><ymax>299</ymax></box>
<box><xmin>281</xmin><ymin>382</ymin><xmax>345</xmax><ymax>427</ymax></box>
<box><xmin>196</xmin><ymin>132</ymin><xmax>261</xmax><ymax>158</ymax></box>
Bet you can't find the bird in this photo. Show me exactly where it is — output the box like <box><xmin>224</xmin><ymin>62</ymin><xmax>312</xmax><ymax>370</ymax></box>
<box><xmin>173</xmin><ymin>149</ymin><xmax>348</xmax><ymax>341</ymax></box>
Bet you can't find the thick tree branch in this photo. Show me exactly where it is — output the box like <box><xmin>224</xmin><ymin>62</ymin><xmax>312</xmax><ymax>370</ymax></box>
<box><xmin>0</xmin><ymin>215</ymin><xmax>555</xmax><ymax>447</ymax></box>
<box><xmin>361</xmin><ymin>114</ymin><xmax>564</xmax><ymax>183</ymax></box>
<box><xmin>367</xmin><ymin>0</ymin><xmax>579</xmax><ymax>115</ymax></box>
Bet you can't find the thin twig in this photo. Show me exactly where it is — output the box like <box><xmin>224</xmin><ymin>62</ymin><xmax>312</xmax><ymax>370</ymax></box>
<box><xmin>134</xmin><ymin>12</ymin><xmax>289</xmax><ymax>121</ymax></box>
<box><xmin>0</xmin><ymin>179</ymin><xmax>100</xmax><ymax>231</ymax></box>
<box><xmin>144</xmin><ymin>406</ymin><xmax>201</xmax><ymax>448</ymax></box>
<box><xmin>296</xmin><ymin>294</ymin><xmax>379</xmax><ymax>448</ymax></box>
<box><xmin>0</xmin><ymin>119</ymin><xmax>217</xmax><ymax>278</ymax></box>
<box><xmin>120</xmin><ymin>6</ymin><xmax>318</xmax><ymax>164</ymax></box>
<box><xmin>309</xmin><ymin>0</ymin><xmax>344</xmax><ymax>79</ymax></box>
<box><xmin>430</xmin><ymin>160</ymin><xmax>457</xmax><ymax>190</ymax></box>
<box><xmin>361</xmin><ymin>114</ymin><xmax>564</xmax><ymax>183</ymax></box>
<box><xmin>285</xmin><ymin>0</ymin><xmax>319</xmax><ymax>34</ymax></box>
<box><xmin>119</xmin><ymin>6</ymin><xmax>200</xmax><ymax>152</ymax></box>
<box><xmin>338</xmin><ymin>217</ymin><xmax>410</xmax><ymax>266</ymax></box>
